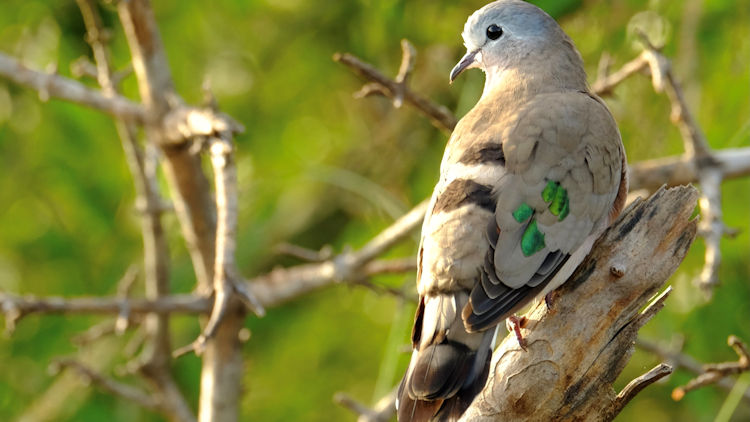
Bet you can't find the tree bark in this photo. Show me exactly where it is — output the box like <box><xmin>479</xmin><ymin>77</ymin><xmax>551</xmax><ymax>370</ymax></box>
<box><xmin>461</xmin><ymin>185</ymin><xmax>698</xmax><ymax>421</ymax></box>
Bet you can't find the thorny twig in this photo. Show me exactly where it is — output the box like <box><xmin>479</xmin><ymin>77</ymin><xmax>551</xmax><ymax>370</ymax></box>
<box><xmin>114</xmin><ymin>264</ymin><xmax>140</xmax><ymax>334</ymax></box>
<box><xmin>0</xmin><ymin>251</ymin><xmax>420</xmax><ymax>328</ymax></box>
<box><xmin>636</xmin><ymin>336</ymin><xmax>750</xmax><ymax>403</ymax></box>
<box><xmin>51</xmin><ymin>358</ymin><xmax>159</xmax><ymax>411</ymax></box>
<box><xmin>594</xmin><ymin>32</ymin><xmax>730</xmax><ymax>296</ymax></box>
<box><xmin>610</xmin><ymin>364</ymin><xmax>673</xmax><ymax>416</ymax></box>
<box><xmin>0</xmin><ymin>52</ymin><xmax>146</xmax><ymax>122</ymax></box>
<box><xmin>173</xmin><ymin>134</ymin><xmax>264</xmax><ymax>358</ymax></box>
<box><xmin>74</xmin><ymin>2</ymin><xmax>197</xmax><ymax>421</ymax></box>
<box><xmin>672</xmin><ymin>336</ymin><xmax>750</xmax><ymax>401</ymax></box>
<box><xmin>354</xmin><ymin>39</ymin><xmax>417</xmax><ymax>109</ymax></box>
<box><xmin>247</xmin><ymin>200</ymin><xmax>428</xmax><ymax>308</ymax></box>
<box><xmin>334</xmin><ymin>386</ymin><xmax>397</xmax><ymax>422</ymax></box>
<box><xmin>275</xmin><ymin>243</ymin><xmax>334</xmax><ymax>262</ymax></box>
<box><xmin>334</xmin><ymin>41</ymin><xmax>458</xmax><ymax>132</ymax></box>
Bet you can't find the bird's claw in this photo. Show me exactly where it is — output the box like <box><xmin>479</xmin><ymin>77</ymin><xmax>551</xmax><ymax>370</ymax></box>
<box><xmin>506</xmin><ymin>315</ymin><xmax>528</xmax><ymax>351</ymax></box>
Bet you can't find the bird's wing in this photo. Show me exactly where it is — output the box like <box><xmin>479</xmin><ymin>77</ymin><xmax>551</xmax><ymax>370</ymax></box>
<box><xmin>463</xmin><ymin>91</ymin><xmax>625</xmax><ymax>332</ymax></box>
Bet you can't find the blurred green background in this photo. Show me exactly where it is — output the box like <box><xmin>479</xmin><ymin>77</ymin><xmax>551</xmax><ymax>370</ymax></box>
<box><xmin>0</xmin><ymin>0</ymin><xmax>749</xmax><ymax>420</ymax></box>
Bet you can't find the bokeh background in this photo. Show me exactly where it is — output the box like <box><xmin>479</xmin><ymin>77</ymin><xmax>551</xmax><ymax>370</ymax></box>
<box><xmin>1</xmin><ymin>0</ymin><xmax>749</xmax><ymax>420</ymax></box>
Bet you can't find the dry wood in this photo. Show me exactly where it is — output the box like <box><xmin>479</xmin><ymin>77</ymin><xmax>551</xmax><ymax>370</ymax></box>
<box><xmin>672</xmin><ymin>335</ymin><xmax>750</xmax><ymax>401</ymax></box>
<box><xmin>334</xmin><ymin>49</ymin><xmax>458</xmax><ymax>132</ymax></box>
<box><xmin>636</xmin><ymin>337</ymin><xmax>750</xmax><ymax>403</ymax></box>
<box><xmin>0</xmin><ymin>52</ymin><xmax>146</xmax><ymax>122</ymax></box>
<box><xmin>460</xmin><ymin>186</ymin><xmax>698</xmax><ymax>421</ymax></box>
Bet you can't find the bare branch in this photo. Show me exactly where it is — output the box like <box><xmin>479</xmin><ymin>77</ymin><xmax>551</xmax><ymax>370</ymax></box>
<box><xmin>0</xmin><ymin>292</ymin><xmax>209</xmax><ymax>317</ymax></box>
<box><xmin>672</xmin><ymin>336</ymin><xmax>750</xmax><ymax>401</ymax></box>
<box><xmin>592</xmin><ymin>51</ymin><xmax>649</xmax><ymax>96</ymax></box>
<box><xmin>629</xmin><ymin>147</ymin><xmax>750</xmax><ymax>192</ymax></box>
<box><xmin>174</xmin><ymin>134</ymin><xmax>264</xmax><ymax>358</ymax></box>
<box><xmin>334</xmin><ymin>386</ymin><xmax>397</xmax><ymax>422</ymax></box>
<box><xmin>72</xmin><ymin>319</ymin><xmax>126</xmax><ymax>347</ymax></box>
<box><xmin>247</xmin><ymin>200</ymin><xmax>427</xmax><ymax>308</ymax></box>
<box><xmin>113</xmin><ymin>265</ymin><xmax>140</xmax><ymax>334</ymax></box>
<box><xmin>637</xmin><ymin>34</ymin><xmax>711</xmax><ymax>158</ymax></box>
<box><xmin>334</xmin><ymin>48</ymin><xmax>457</xmax><ymax>132</ymax></box>
<box><xmin>361</xmin><ymin>257</ymin><xmax>417</xmax><ymax>276</ymax></box>
<box><xmin>637</xmin><ymin>337</ymin><xmax>750</xmax><ymax>403</ymax></box>
<box><xmin>609</xmin><ymin>364</ymin><xmax>673</xmax><ymax>417</ymax></box>
<box><xmin>0</xmin><ymin>251</ymin><xmax>418</xmax><ymax>331</ymax></box>
<box><xmin>392</xmin><ymin>39</ymin><xmax>416</xmax><ymax>107</ymax></box>
<box><xmin>76</xmin><ymin>2</ymin><xmax>195</xmax><ymax>419</ymax></box>
<box><xmin>161</xmin><ymin>106</ymin><xmax>244</xmax><ymax>146</ymax></box>
<box><xmin>115</xmin><ymin>1</ymin><xmax>238</xmax><ymax>420</ymax></box>
<box><xmin>275</xmin><ymin>243</ymin><xmax>334</xmax><ymax>262</ymax></box>
<box><xmin>0</xmin><ymin>52</ymin><xmax>146</xmax><ymax>122</ymax></box>
<box><xmin>696</xmin><ymin>168</ymin><xmax>723</xmax><ymax>291</ymax></box>
<box><xmin>348</xmin><ymin>279</ymin><xmax>416</xmax><ymax>302</ymax></box>
<box><xmin>70</xmin><ymin>56</ymin><xmax>99</xmax><ymax>80</ymax></box>
<box><xmin>593</xmin><ymin>35</ymin><xmax>731</xmax><ymax>296</ymax></box>
<box><xmin>118</xmin><ymin>0</ymin><xmax>217</xmax><ymax>292</ymax></box>
<box><xmin>51</xmin><ymin>358</ymin><xmax>159</xmax><ymax>410</ymax></box>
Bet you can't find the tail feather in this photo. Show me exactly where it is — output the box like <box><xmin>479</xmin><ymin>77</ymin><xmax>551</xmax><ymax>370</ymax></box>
<box><xmin>397</xmin><ymin>292</ymin><xmax>494</xmax><ymax>421</ymax></box>
<box><xmin>433</xmin><ymin>352</ymin><xmax>492</xmax><ymax>421</ymax></box>
<box><xmin>408</xmin><ymin>342</ymin><xmax>473</xmax><ymax>400</ymax></box>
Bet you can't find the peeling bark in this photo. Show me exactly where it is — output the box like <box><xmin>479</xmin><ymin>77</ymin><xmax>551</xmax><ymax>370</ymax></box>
<box><xmin>461</xmin><ymin>186</ymin><xmax>698</xmax><ymax>421</ymax></box>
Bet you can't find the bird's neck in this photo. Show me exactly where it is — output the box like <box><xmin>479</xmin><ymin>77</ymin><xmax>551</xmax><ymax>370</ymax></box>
<box><xmin>481</xmin><ymin>65</ymin><xmax>587</xmax><ymax>104</ymax></box>
<box><xmin>480</xmin><ymin>47</ymin><xmax>588</xmax><ymax>104</ymax></box>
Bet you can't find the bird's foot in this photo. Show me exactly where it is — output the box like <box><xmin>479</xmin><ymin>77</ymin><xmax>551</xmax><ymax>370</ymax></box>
<box><xmin>506</xmin><ymin>315</ymin><xmax>528</xmax><ymax>351</ymax></box>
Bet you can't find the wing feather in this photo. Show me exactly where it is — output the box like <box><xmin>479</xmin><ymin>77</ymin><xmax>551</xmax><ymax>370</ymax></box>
<box><xmin>463</xmin><ymin>92</ymin><xmax>623</xmax><ymax>332</ymax></box>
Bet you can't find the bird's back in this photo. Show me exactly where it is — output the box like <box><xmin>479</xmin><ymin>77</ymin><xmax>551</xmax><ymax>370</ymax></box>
<box><xmin>397</xmin><ymin>2</ymin><xmax>627</xmax><ymax>421</ymax></box>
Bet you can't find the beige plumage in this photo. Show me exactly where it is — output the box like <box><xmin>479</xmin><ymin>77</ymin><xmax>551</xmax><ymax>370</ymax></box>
<box><xmin>397</xmin><ymin>1</ymin><xmax>628</xmax><ymax>421</ymax></box>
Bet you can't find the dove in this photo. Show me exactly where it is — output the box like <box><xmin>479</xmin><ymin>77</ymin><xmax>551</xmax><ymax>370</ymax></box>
<box><xmin>396</xmin><ymin>1</ymin><xmax>628</xmax><ymax>421</ymax></box>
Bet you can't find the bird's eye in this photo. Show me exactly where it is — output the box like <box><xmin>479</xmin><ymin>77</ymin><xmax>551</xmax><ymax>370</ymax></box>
<box><xmin>486</xmin><ymin>24</ymin><xmax>503</xmax><ymax>40</ymax></box>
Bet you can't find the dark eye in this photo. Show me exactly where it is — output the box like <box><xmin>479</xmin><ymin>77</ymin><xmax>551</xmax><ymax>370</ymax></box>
<box><xmin>486</xmin><ymin>24</ymin><xmax>503</xmax><ymax>40</ymax></box>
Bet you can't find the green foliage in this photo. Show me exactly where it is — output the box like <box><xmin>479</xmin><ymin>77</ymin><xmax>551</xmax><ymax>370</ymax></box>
<box><xmin>0</xmin><ymin>0</ymin><xmax>749</xmax><ymax>421</ymax></box>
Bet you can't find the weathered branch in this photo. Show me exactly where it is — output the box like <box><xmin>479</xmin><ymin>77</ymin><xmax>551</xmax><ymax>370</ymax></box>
<box><xmin>672</xmin><ymin>335</ymin><xmax>750</xmax><ymax>401</ymax></box>
<box><xmin>75</xmin><ymin>2</ymin><xmax>194</xmax><ymax>419</ymax></box>
<box><xmin>460</xmin><ymin>186</ymin><xmax>698</xmax><ymax>421</ymax></box>
<box><xmin>173</xmin><ymin>135</ymin><xmax>264</xmax><ymax>358</ymax></box>
<box><xmin>114</xmin><ymin>1</ymin><xmax>242</xmax><ymax>420</ymax></box>
<box><xmin>247</xmin><ymin>200</ymin><xmax>427</xmax><ymax>307</ymax></box>
<box><xmin>334</xmin><ymin>386</ymin><xmax>397</xmax><ymax>422</ymax></box>
<box><xmin>0</xmin><ymin>210</ymin><xmax>424</xmax><ymax>325</ymax></box>
<box><xmin>0</xmin><ymin>52</ymin><xmax>146</xmax><ymax>122</ymax></box>
<box><xmin>334</xmin><ymin>47</ymin><xmax>458</xmax><ymax>132</ymax></box>
<box><xmin>609</xmin><ymin>363</ymin><xmax>673</xmax><ymax>416</ymax></box>
<box><xmin>636</xmin><ymin>337</ymin><xmax>750</xmax><ymax>403</ymax></box>
<box><xmin>117</xmin><ymin>0</ymin><xmax>217</xmax><ymax>291</ymax></box>
<box><xmin>629</xmin><ymin>147</ymin><xmax>750</xmax><ymax>192</ymax></box>
<box><xmin>592</xmin><ymin>51</ymin><xmax>650</xmax><ymax>96</ymax></box>
<box><xmin>594</xmin><ymin>34</ymin><xmax>728</xmax><ymax>295</ymax></box>
<box><xmin>0</xmin><ymin>293</ymin><xmax>209</xmax><ymax>319</ymax></box>
<box><xmin>51</xmin><ymin>358</ymin><xmax>159</xmax><ymax>411</ymax></box>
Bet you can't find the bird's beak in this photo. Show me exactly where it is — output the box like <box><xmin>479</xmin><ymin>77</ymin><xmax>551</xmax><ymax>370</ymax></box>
<box><xmin>450</xmin><ymin>49</ymin><xmax>480</xmax><ymax>83</ymax></box>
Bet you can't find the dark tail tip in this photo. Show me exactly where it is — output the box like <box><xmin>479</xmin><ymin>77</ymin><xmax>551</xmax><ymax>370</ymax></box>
<box><xmin>396</xmin><ymin>344</ymin><xmax>492</xmax><ymax>421</ymax></box>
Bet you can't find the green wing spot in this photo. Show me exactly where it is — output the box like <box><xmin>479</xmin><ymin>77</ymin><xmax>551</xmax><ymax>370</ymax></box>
<box><xmin>542</xmin><ymin>180</ymin><xmax>570</xmax><ymax>221</ymax></box>
<box><xmin>541</xmin><ymin>180</ymin><xmax>559</xmax><ymax>203</ymax></box>
<box><xmin>512</xmin><ymin>203</ymin><xmax>534</xmax><ymax>223</ymax></box>
<box><xmin>521</xmin><ymin>219</ymin><xmax>545</xmax><ymax>256</ymax></box>
<box><xmin>549</xmin><ymin>185</ymin><xmax>569</xmax><ymax>221</ymax></box>
<box><xmin>558</xmin><ymin>197</ymin><xmax>570</xmax><ymax>220</ymax></box>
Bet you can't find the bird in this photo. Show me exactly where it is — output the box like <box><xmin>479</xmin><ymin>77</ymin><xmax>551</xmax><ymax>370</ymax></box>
<box><xmin>395</xmin><ymin>1</ymin><xmax>628</xmax><ymax>421</ymax></box>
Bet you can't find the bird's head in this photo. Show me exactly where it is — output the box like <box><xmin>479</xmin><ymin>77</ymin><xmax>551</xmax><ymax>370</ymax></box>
<box><xmin>450</xmin><ymin>0</ymin><xmax>582</xmax><ymax>87</ymax></box>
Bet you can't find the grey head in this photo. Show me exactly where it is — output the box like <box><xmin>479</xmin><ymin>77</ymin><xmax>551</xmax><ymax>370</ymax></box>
<box><xmin>450</xmin><ymin>0</ymin><xmax>585</xmax><ymax>90</ymax></box>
